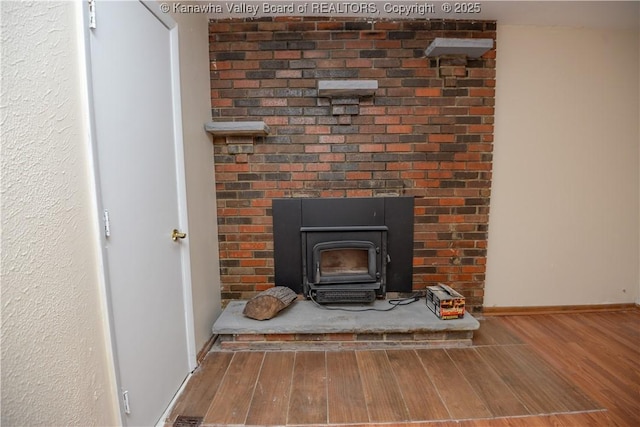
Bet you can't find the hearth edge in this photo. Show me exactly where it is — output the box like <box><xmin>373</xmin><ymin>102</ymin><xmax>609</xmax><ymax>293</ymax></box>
<box><xmin>212</xmin><ymin>300</ymin><xmax>479</xmax><ymax>336</ymax></box>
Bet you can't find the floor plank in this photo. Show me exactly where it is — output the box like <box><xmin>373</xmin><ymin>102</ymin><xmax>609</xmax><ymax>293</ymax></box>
<box><xmin>386</xmin><ymin>349</ymin><xmax>450</xmax><ymax>421</ymax></box>
<box><xmin>356</xmin><ymin>350</ymin><xmax>410</xmax><ymax>423</ymax></box>
<box><xmin>245</xmin><ymin>351</ymin><xmax>295</xmax><ymax>426</ymax></box>
<box><xmin>166</xmin><ymin>351</ymin><xmax>232</xmax><ymax>423</ymax></box>
<box><xmin>287</xmin><ymin>351</ymin><xmax>327</xmax><ymax>425</ymax></box>
<box><xmin>203</xmin><ymin>351</ymin><xmax>264</xmax><ymax>425</ymax></box>
<box><xmin>326</xmin><ymin>351</ymin><xmax>369</xmax><ymax>424</ymax></box>
<box><xmin>473</xmin><ymin>317</ymin><xmax>524</xmax><ymax>346</ymax></box>
<box><xmin>446</xmin><ymin>347</ymin><xmax>530</xmax><ymax>417</ymax></box>
<box><xmin>415</xmin><ymin>348</ymin><xmax>492</xmax><ymax>419</ymax></box>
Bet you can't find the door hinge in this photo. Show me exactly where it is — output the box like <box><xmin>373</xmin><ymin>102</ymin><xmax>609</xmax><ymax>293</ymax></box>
<box><xmin>122</xmin><ymin>390</ymin><xmax>131</xmax><ymax>414</ymax></box>
<box><xmin>103</xmin><ymin>209</ymin><xmax>111</xmax><ymax>238</ymax></box>
<box><xmin>88</xmin><ymin>0</ymin><xmax>96</xmax><ymax>29</ymax></box>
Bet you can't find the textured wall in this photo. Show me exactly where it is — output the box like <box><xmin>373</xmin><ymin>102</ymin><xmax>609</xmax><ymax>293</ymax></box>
<box><xmin>485</xmin><ymin>25</ymin><xmax>639</xmax><ymax>307</ymax></box>
<box><xmin>209</xmin><ymin>18</ymin><xmax>496</xmax><ymax>312</ymax></box>
<box><xmin>1</xmin><ymin>2</ymin><xmax>119</xmax><ymax>425</ymax></box>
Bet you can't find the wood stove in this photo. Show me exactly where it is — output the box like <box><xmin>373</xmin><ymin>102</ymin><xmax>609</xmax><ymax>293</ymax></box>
<box><xmin>273</xmin><ymin>197</ymin><xmax>414</xmax><ymax>303</ymax></box>
<box><xmin>302</xmin><ymin>226</ymin><xmax>387</xmax><ymax>303</ymax></box>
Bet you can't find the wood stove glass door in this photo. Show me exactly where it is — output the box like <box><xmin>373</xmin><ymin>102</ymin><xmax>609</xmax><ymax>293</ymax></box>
<box><xmin>312</xmin><ymin>240</ymin><xmax>378</xmax><ymax>285</ymax></box>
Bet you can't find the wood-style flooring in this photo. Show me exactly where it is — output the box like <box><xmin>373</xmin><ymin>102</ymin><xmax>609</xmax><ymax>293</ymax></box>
<box><xmin>166</xmin><ymin>309</ymin><xmax>640</xmax><ymax>426</ymax></box>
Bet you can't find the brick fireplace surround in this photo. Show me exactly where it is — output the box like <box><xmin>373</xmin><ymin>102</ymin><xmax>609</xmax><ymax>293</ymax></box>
<box><xmin>209</xmin><ymin>17</ymin><xmax>496</xmax><ymax>314</ymax></box>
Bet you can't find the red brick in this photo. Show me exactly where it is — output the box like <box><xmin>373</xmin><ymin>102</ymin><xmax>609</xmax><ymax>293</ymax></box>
<box><xmin>218</xmin><ymin>70</ymin><xmax>246</xmax><ymax>79</ymax></box>
<box><xmin>305</xmin><ymin>163</ymin><xmax>331</xmax><ymax>172</ymax></box>
<box><xmin>305</xmin><ymin>126</ymin><xmax>331</xmax><ymax>134</ymax></box>
<box><xmin>387</xmin><ymin>106</ymin><xmax>414</xmax><ymax>115</ymax></box>
<box><xmin>319</xmin><ymin>135</ymin><xmax>345</xmax><ymax>144</ymax></box>
<box><xmin>238</xmin><ymin>208</ymin><xmax>266</xmax><ymax>216</ymax></box>
<box><xmin>239</xmin><ymin>242</ymin><xmax>267</xmax><ymax>250</ymax></box>
<box><xmin>386</xmin><ymin>144</ymin><xmax>412</xmax><ymax>152</ymax></box>
<box><xmin>347</xmin><ymin>189</ymin><xmax>374</xmax><ymax>197</ymax></box>
<box><xmin>359</xmin><ymin>144</ymin><xmax>385</xmax><ymax>152</ymax></box>
<box><xmin>428</xmin><ymin>171</ymin><xmax>453</xmax><ymax>179</ymax></box>
<box><xmin>413</xmin><ymin>162</ymin><xmax>439</xmax><ymax>170</ymax></box>
<box><xmin>439</xmin><ymin>198</ymin><xmax>465</xmax><ymax>206</ymax></box>
<box><xmin>230</xmin><ymin>60</ymin><xmax>260</xmax><ymax>70</ymax></box>
<box><xmin>374</xmin><ymin>116</ymin><xmax>401</xmax><ymax>125</ymax></box>
<box><xmin>264</xmin><ymin>117</ymin><xmax>288</xmax><ymax>126</ymax></box>
<box><xmin>319</xmin><ymin>153</ymin><xmax>345</xmax><ymax>162</ymax></box>
<box><xmin>291</xmin><ymin>172</ymin><xmax>318</xmax><ymax>180</ymax></box>
<box><xmin>416</xmin><ymin>88</ymin><xmax>441</xmax><ymax>97</ymax></box>
<box><xmin>235</xmin><ymin>334</ymin><xmax>266</xmax><ymax>342</ymax></box>
<box><xmin>274</xmin><ymin>50</ymin><xmax>302</xmax><ymax>59</ymax></box>
<box><xmin>360</xmin><ymin>106</ymin><xmax>386</xmax><ymax>115</ymax></box>
<box><xmin>386</xmin><ymin>125</ymin><xmax>413</xmax><ymax>134</ymax></box>
<box><xmin>429</xmin><ymin>134</ymin><xmax>456</xmax><ymax>143</ymax></box>
<box><xmin>469</xmin><ymin>106</ymin><xmax>494</xmax><ymax>115</ymax></box>
<box><xmin>274</xmin><ymin>164</ymin><xmax>303</xmax><ymax>172</ymax></box>
<box><xmin>211</xmin><ymin>99</ymin><xmax>233</xmax><ymax>107</ymax></box>
<box><xmin>278</xmin><ymin>181</ymin><xmax>303</xmax><ymax>189</ymax></box>
<box><xmin>216</xmin><ymin>164</ymin><xmax>250</xmax><ymax>172</ymax></box>
<box><xmin>387</xmin><ymin>162</ymin><xmax>412</xmax><ymax>171</ymax></box>
<box><xmin>240</xmin><ymin>259</ymin><xmax>268</xmax><ymax>267</ymax></box>
<box><xmin>316</xmin><ymin>59</ymin><xmax>346</xmax><ymax>68</ymax></box>
<box><xmin>266</xmin><ymin>333</ymin><xmax>296</xmax><ymax>341</ymax></box>
<box><xmin>346</xmin><ymin>172</ymin><xmax>372</xmax><ymax>180</ymax></box>
<box><xmin>402</xmin><ymin>58</ymin><xmax>428</xmax><ymax>68</ymax></box>
<box><xmin>305</xmin><ymin>145</ymin><xmax>330</xmax><ymax>153</ymax></box>
<box><xmin>345</xmin><ymin>58</ymin><xmax>373</xmax><ymax>68</ymax></box>
<box><xmin>469</xmin><ymin>88</ymin><xmax>495</xmax><ymax>97</ymax></box>
<box><xmin>320</xmin><ymin>190</ymin><xmax>345</xmax><ymax>197</ymax></box>
<box><xmin>468</xmin><ymin>124</ymin><xmax>494</xmax><ymax>133</ymax></box>
<box><xmin>276</xmin><ymin>70</ymin><xmax>302</xmax><ymax>79</ymax></box>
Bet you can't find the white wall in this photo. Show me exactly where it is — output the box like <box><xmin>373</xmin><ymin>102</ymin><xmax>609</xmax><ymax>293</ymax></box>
<box><xmin>485</xmin><ymin>25</ymin><xmax>640</xmax><ymax>307</ymax></box>
<box><xmin>170</xmin><ymin>10</ymin><xmax>222</xmax><ymax>350</ymax></box>
<box><xmin>1</xmin><ymin>1</ymin><xmax>119</xmax><ymax>425</ymax></box>
<box><xmin>1</xmin><ymin>4</ymin><xmax>221</xmax><ymax>425</ymax></box>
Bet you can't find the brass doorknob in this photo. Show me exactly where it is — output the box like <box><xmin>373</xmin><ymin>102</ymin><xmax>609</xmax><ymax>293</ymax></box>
<box><xmin>171</xmin><ymin>229</ymin><xmax>187</xmax><ymax>241</ymax></box>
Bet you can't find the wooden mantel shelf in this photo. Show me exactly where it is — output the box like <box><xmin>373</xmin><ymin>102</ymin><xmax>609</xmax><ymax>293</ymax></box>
<box><xmin>204</xmin><ymin>121</ymin><xmax>270</xmax><ymax>136</ymax></box>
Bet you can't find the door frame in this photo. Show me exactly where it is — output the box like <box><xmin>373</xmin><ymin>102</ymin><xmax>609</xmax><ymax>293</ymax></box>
<box><xmin>78</xmin><ymin>1</ymin><xmax>197</xmax><ymax>422</ymax></box>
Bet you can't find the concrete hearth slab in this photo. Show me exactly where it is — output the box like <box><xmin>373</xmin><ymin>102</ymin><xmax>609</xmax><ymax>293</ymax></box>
<box><xmin>213</xmin><ymin>299</ymin><xmax>479</xmax><ymax>335</ymax></box>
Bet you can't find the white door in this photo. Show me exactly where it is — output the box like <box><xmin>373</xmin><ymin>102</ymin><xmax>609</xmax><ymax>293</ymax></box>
<box><xmin>88</xmin><ymin>1</ymin><xmax>194</xmax><ymax>425</ymax></box>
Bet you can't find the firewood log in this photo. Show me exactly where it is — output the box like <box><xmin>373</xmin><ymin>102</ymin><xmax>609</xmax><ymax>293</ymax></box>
<box><xmin>242</xmin><ymin>286</ymin><xmax>298</xmax><ymax>320</ymax></box>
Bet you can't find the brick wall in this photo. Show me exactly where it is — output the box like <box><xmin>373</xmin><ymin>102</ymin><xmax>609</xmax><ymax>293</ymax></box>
<box><xmin>209</xmin><ymin>17</ymin><xmax>496</xmax><ymax>313</ymax></box>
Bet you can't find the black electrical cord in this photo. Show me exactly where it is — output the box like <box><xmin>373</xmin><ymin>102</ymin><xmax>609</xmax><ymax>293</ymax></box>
<box><xmin>309</xmin><ymin>292</ymin><xmax>424</xmax><ymax>312</ymax></box>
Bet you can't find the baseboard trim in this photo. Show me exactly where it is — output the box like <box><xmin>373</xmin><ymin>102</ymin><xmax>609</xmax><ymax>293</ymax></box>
<box><xmin>196</xmin><ymin>334</ymin><xmax>218</xmax><ymax>364</ymax></box>
<box><xmin>483</xmin><ymin>303</ymin><xmax>639</xmax><ymax>316</ymax></box>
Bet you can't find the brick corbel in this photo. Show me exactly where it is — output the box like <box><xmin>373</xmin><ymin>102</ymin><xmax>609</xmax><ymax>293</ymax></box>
<box><xmin>424</xmin><ymin>38</ymin><xmax>493</xmax><ymax>87</ymax></box>
<box><xmin>317</xmin><ymin>80</ymin><xmax>377</xmax><ymax>122</ymax></box>
<box><xmin>436</xmin><ymin>56</ymin><xmax>469</xmax><ymax>87</ymax></box>
<box><xmin>204</xmin><ymin>121</ymin><xmax>269</xmax><ymax>159</ymax></box>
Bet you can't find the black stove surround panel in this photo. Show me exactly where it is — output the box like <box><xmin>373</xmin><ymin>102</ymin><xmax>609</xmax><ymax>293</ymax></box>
<box><xmin>273</xmin><ymin>197</ymin><xmax>414</xmax><ymax>303</ymax></box>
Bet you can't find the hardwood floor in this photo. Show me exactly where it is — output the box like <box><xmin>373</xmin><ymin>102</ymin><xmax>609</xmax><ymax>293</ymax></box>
<box><xmin>167</xmin><ymin>309</ymin><xmax>639</xmax><ymax>426</ymax></box>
